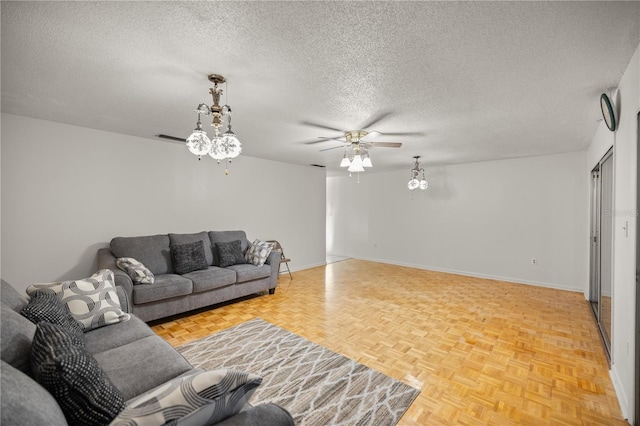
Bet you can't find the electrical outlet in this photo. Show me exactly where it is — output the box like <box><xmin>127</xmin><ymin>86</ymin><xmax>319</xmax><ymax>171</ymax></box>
<box><xmin>531</xmin><ymin>258</ymin><xmax>537</xmax><ymax>265</ymax></box>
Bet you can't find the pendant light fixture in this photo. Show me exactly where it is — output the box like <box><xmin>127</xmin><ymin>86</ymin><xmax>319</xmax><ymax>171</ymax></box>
<box><xmin>408</xmin><ymin>156</ymin><xmax>428</xmax><ymax>191</ymax></box>
<box><xmin>187</xmin><ymin>74</ymin><xmax>241</xmax><ymax>174</ymax></box>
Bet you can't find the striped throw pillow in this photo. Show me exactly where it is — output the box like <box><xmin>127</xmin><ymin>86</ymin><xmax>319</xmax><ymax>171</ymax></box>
<box><xmin>116</xmin><ymin>257</ymin><xmax>155</xmax><ymax>284</ymax></box>
<box><xmin>111</xmin><ymin>369</ymin><xmax>261</xmax><ymax>425</ymax></box>
<box><xmin>26</xmin><ymin>269</ymin><xmax>130</xmax><ymax>331</ymax></box>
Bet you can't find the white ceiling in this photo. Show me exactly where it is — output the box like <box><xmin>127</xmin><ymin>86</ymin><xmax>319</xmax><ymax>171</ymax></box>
<box><xmin>2</xmin><ymin>1</ymin><xmax>639</xmax><ymax>174</ymax></box>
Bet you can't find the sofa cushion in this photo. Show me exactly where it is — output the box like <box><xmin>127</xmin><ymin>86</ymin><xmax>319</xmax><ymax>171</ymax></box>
<box><xmin>209</xmin><ymin>231</ymin><xmax>249</xmax><ymax>265</ymax></box>
<box><xmin>31</xmin><ymin>322</ymin><xmax>125</xmax><ymax>425</ymax></box>
<box><xmin>20</xmin><ymin>290</ymin><xmax>84</xmax><ymax>338</ymax></box>
<box><xmin>169</xmin><ymin>232</ymin><xmax>215</xmax><ymax>266</ymax></box>
<box><xmin>116</xmin><ymin>257</ymin><xmax>155</xmax><ymax>284</ymax></box>
<box><xmin>183</xmin><ymin>267</ymin><xmax>237</xmax><ymax>293</ymax></box>
<box><xmin>1</xmin><ymin>360</ymin><xmax>68</xmax><ymax>426</ymax></box>
<box><xmin>227</xmin><ymin>264</ymin><xmax>271</xmax><ymax>283</ymax></box>
<box><xmin>93</xmin><ymin>335</ymin><xmax>193</xmax><ymax>401</ymax></box>
<box><xmin>1</xmin><ymin>305</ymin><xmax>36</xmax><ymax>374</ymax></box>
<box><xmin>83</xmin><ymin>315</ymin><xmax>156</xmax><ymax>355</ymax></box>
<box><xmin>1</xmin><ymin>279</ymin><xmax>27</xmax><ymax>311</ymax></box>
<box><xmin>132</xmin><ymin>274</ymin><xmax>193</xmax><ymax>304</ymax></box>
<box><xmin>26</xmin><ymin>270</ymin><xmax>130</xmax><ymax>332</ymax></box>
<box><xmin>216</xmin><ymin>240</ymin><xmax>247</xmax><ymax>268</ymax></box>
<box><xmin>171</xmin><ymin>241</ymin><xmax>208</xmax><ymax>275</ymax></box>
<box><xmin>245</xmin><ymin>239</ymin><xmax>274</xmax><ymax>267</ymax></box>
<box><xmin>111</xmin><ymin>369</ymin><xmax>262</xmax><ymax>426</ymax></box>
<box><xmin>111</xmin><ymin>234</ymin><xmax>173</xmax><ymax>275</ymax></box>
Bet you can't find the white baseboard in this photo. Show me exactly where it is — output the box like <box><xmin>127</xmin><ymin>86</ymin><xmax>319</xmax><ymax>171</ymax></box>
<box><xmin>285</xmin><ymin>261</ymin><xmax>326</xmax><ymax>273</ymax></box>
<box><xmin>610</xmin><ymin>365</ymin><xmax>631</xmax><ymax>422</ymax></box>
<box><xmin>350</xmin><ymin>256</ymin><xmax>583</xmax><ymax>293</ymax></box>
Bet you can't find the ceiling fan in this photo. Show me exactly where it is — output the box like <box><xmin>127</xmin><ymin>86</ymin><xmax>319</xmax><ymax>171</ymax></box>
<box><xmin>300</xmin><ymin>111</ymin><xmax>422</xmax><ymax>152</ymax></box>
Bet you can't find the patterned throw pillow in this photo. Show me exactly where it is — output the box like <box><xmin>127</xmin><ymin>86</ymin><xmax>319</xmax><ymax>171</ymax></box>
<box><xmin>245</xmin><ymin>239</ymin><xmax>274</xmax><ymax>267</ymax></box>
<box><xmin>20</xmin><ymin>290</ymin><xmax>84</xmax><ymax>337</ymax></box>
<box><xmin>116</xmin><ymin>257</ymin><xmax>155</xmax><ymax>284</ymax></box>
<box><xmin>171</xmin><ymin>241</ymin><xmax>208</xmax><ymax>275</ymax></box>
<box><xmin>216</xmin><ymin>240</ymin><xmax>246</xmax><ymax>268</ymax></box>
<box><xmin>26</xmin><ymin>270</ymin><xmax>130</xmax><ymax>332</ymax></box>
<box><xmin>110</xmin><ymin>369</ymin><xmax>261</xmax><ymax>426</ymax></box>
<box><xmin>31</xmin><ymin>322</ymin><xmax>125</xmax><ymax>425</ymax></box>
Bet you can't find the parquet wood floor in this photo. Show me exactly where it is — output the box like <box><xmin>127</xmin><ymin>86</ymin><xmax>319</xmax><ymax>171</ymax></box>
<box><xmin>151</xmin><ymin>259</ymin><xmax>627</xmax><ymax>425</ymax></box>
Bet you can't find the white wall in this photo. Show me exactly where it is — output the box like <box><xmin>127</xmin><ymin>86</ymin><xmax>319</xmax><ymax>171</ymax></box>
<box><xmin>588</xmin><ymin>44</ymin><xmax>639</xmax><ymax>421</ymax></box>
<box><xmin>1</xmin><ymin>114</ymin><xmax>327</xmax><ymax>293</ymax></box>
<box><xmin>328</xmin><ymin>151</ymin><xmax>588</xmax><ymax>292</ymax></box>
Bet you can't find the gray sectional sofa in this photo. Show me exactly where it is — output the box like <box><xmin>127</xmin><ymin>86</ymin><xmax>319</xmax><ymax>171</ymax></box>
<box><xmin>0</xmin><ymin>280</ymin><xmax>294</xmax><ymax>425</ymax></box>
<box><xmin>97</xmin><ymin>230</ymin><xmax>281</xmax><ymax>322</ymax></box>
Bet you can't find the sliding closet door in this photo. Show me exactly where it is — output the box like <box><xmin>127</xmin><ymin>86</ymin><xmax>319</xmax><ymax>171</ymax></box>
<box><xmin>590</xmin><ymin>148</ymin><xmax>614</xmax><ymax>360</ymax></box>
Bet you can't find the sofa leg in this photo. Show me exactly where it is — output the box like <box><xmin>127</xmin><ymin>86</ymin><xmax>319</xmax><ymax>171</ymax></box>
<box><xmin>269</xmin><ymin>288</ymin><xmax>276</xmax><ymax>295</ymax></box>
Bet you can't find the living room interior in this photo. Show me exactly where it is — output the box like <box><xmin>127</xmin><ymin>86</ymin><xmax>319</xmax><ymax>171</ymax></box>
<box><xmin>1</xmin><ymin>1</ymin><xmax>639</xmax><ymax>425</ymax></box>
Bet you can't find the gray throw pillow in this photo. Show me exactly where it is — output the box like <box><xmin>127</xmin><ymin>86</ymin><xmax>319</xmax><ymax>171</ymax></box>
<box><xmin>20</xmin><ymin>290</ymin><xmax>84</xmax><ymax>337</ymax></box>
<box><xmin>30</xmin><ymin>322</ymin><xmax>125</xmax><ymax>425</ymax></box>
<box><xmin>216</xmin><ymin>240</ymin><xmax>246</xmax><ymax>268</ymax></box>
<box><xmin>171</xmin><ymin>241</ymin><xmax>208</xmax><ymax>275</ymax></box>
<box><xmin>110</xmin><ymin>369</ymin><xmax>261</xmax><ymax>426</ymax></box>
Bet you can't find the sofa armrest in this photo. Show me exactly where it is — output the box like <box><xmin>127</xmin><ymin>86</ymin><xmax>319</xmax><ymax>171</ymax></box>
<box><xmin>115</xmin><ymin>285</ymin><xmax>131</xmax><ymax>314</ymax></box>
<box><xmin>97</xmin><ymin>247</ymin><xmax>133</xmax><ymax>311</ymax></box>
<box><xmin>264</xmin><ymin>251</ymin><xmax>282</xmax><ymax>288</ymax></box>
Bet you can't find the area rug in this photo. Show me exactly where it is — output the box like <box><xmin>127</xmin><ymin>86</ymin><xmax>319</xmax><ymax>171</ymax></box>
<box><xmin>177</xmin><ymin>318</ymin><xmax>419</xmax><ymax>426</ymax></box>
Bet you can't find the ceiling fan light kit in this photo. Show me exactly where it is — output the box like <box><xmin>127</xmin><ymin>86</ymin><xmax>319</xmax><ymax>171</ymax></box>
<box><xmin>348</xmin><ymin>154</ymin><xmax>365</xmax><ymax>173</ymax></box>
<box><xmin>326</xmin><ymin>129</ymin><xmax>402</xmax><ymax>176</ymax></box>
<box><xmin>339</xmin><ymin>151</ymin><xmax>351</xmax><ymax>167</ymax></box>
<box><xmin>301</xmin><ymin>112</ymin><xmax>422</xmax><ymax>178</ymax></box>
<box><xmin>408</xmin><ymin>156</ymin><xmax>428</xmax><ymax>191</ymax></box>
<box><xmin>186</xmin><ymin>74</ymin><xmax>241</xmax><ymax>174</ymax></box>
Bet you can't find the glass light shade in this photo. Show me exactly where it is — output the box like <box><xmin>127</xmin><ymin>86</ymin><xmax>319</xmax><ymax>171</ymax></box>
<box><xmin>407</xmin><ymin>178</ymin><xmax>419</xmax><ymax>190</ymax></box>
<box><xmin>340</xmin><ymin>156</ymin><xmax>351</xmax><ymax>167</ymax></box>
<box><xmin>186</xmin><ymin>130</ymin><xmax>212</xmax><ymax>156</ymax></box>
<box><xmin>419</xmin><ymin>179</ymin><xmax>429</xmax><ymax>190</ymax></box>
<box><xmin>348</xmin><ymin>161</ymin><xmax>365</xmax><ymax>173</ymax></box>
<box><xmin>362</xmin><ymin>156</ymin><xmax>373</xmax><ymax>168</ymax></box>
<box><xmin>222</xmin><ymin>132</ymin><xmax>242</xmax><ymax>159</ymax></box>
<box><xmin>209</xmin><ymin>136</ymin><xmax>226</xmax><ymax>161</ymax></box>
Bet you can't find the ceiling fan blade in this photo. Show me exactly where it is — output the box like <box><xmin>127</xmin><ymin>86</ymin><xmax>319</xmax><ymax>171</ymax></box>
<box><xmin>300</xmin><ymin>120</ymin><xmax>344</xmax><ymax>133</ymax></box>
<box><xmin>320</xmin><ymin>145</ymin><xmax>348</xmax><ymax>152</ymax></box>
<box><xmin>377</xmin><ymin>131</ymin><xmax>425</xmax><ymax>137</ymax></box>
<box><xmin>303</xmin><ymin>137</ymin><xmax>344</xmax><ymax>145</ymax></box>
<box><xmin>360</xmin><ymin>131</ymin><xmax>381</xmax><ymax>141</ymax></box>
<box><xmin>157</xmin><ymin>134</ymin><xmax>186</xmax><ymax>142</ymax></box>
<box><xmin>368</xmin><ymin>142</ymin><xmax>402</xmax><ymax>148</ymax></box>
<box><xmin>360</xmin><ymin>111</ymin><xmax>392</xmax><ymax>130</ymax></box>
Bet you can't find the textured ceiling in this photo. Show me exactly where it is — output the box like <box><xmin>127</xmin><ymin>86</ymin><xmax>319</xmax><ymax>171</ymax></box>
<box><xmin>2</xmin><ymin>1</ymin><xmax>639</xmax><ymax>174</ymax></box>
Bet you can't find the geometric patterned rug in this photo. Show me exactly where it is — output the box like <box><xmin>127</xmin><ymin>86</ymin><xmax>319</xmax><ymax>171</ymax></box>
<box><xmin>177</xmin><ymin>318</ymin><xmax>420</xmax><ymax>426</ymax></box>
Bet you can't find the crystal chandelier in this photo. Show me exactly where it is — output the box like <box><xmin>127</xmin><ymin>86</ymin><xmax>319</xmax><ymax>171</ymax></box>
<box><xmin>407</xmin><ymin>156</ymin><xmax>428</xmax><ymax>190</ymax></box>
<box><xmin>186</xmin><ymin>74</ymin><xmax>241</xmax><ymax>174</ymax></box>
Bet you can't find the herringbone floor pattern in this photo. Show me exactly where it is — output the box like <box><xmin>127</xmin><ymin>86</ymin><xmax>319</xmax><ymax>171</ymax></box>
<box><xmin>151</xmin><ymin>260</ymin><xmax>626</xmax><ymax>425</ymax></box>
